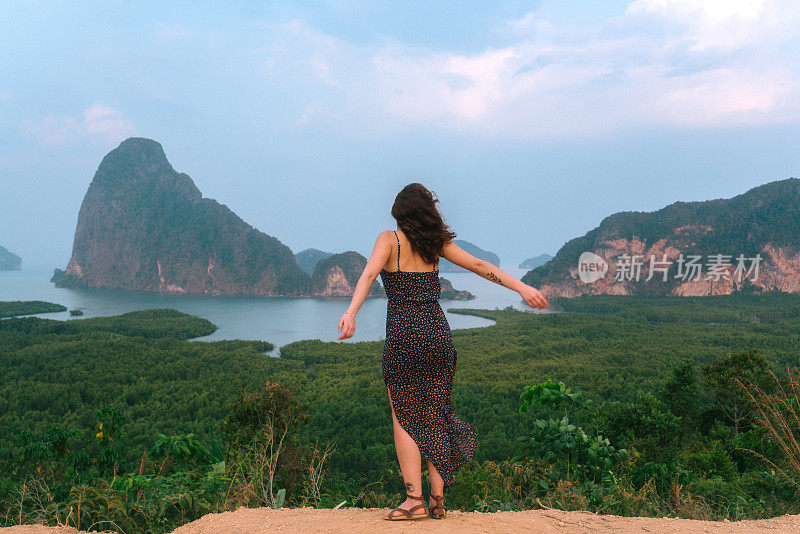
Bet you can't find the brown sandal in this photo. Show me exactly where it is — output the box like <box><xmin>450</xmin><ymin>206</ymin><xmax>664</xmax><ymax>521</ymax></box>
<box><xmin>384</xmin><ymin>491</ymin><xmax>429</xmax><ymax>521</ymax></box>
<box><xmin>429</xmin><ymin>494</ymin><xmax>446</xmax><ymax>519</ymax></box>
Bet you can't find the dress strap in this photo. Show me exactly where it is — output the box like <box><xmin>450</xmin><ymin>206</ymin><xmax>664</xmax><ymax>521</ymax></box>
<box><xmin>393</xmin><ymin>230</ymin><xmax>401</xmax><ymax>271</ymax></box>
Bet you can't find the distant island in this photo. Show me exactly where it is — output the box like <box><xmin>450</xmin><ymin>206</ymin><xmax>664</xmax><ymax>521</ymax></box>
<box><xmin>519</xmin><ymin>254</ymin><xmax>553</xmax><ymax>270</ymax></box>
<box><xmin>439</xmin><ymin>240</ymin><xmax>500</xmax><ymax>272</ymax></box>
<box><xmin>298</xmin><ymin>245</ymin><xmax>477</xmax><ymax>300</ymax></box>
<box><xmin>295</xmin><ymin>248</ymin><xmax>333</xmax><ymax>276</ymax></box>
<box><xmin>311</xmin><ymin>251</ymin><xmax>385</xmax><ymax>297</ymax></box>
<box><xmin>523</xmin><ymin>178</ymin><xmax>800</xmax><ymax>297</ymax></box>
<box><xmin>0</xmin><ymin>246</ymin><xmax>21</xmax><ymax>271</ymax></box>
<box><xmin>0</xmin><ymin>301</ymin><xmax>66</xmax><ymax>318</ymax></box>
<box><xmin>439</xmin><ymin>277</ymin><xmax>476</xmax><ymax>300</ymax></box>
<box><xmin>308</xmin><ymin>250</ymin><xmax>474</xmax><ymax>300</ymax></box>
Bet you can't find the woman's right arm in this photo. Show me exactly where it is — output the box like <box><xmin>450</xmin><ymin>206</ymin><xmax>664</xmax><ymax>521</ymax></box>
<box><xmin>441</xmin><ymin>240</ymin><xmax>549</xmax><ymax>309</ymax></box>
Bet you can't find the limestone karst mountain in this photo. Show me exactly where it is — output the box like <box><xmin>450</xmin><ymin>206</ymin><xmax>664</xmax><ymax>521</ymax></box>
<box><xmin>0</xmin><ymin>245</ymin><xmax>21</xmax><ymax>271</ymax></box>
<box><xmin>52</xmin><ymin>137</ymin><xmax>310</xmax><ymax>296</ymax></box>
<box><xmin>310</xmin><ymin>251</ymin><xmax>385</xmax><ymax>297</ymax></box>
<box><xmin>523</xmin><ymin>179</ymin><xmax>800</xmax><ymax>298</ymax></box>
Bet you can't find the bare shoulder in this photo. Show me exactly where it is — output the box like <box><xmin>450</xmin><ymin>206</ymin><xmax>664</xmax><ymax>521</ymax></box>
<box><xmin>372</xmin><ymin>230</ymin><xmax>394</xmax><ymax>248</ymax></box>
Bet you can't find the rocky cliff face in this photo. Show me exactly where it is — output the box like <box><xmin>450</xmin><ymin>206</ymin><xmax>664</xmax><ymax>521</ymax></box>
<box><xmin>311</xmin><ymin>251</ymin><xmax>385</xmax><ymax>297</ymax></box>
<box><xmin>52</xmin><ymin>137</ymin><xmax>311</xmax><ymax>295</ymax></box>
<box><xmin>523</xmin><ymin>179</ymin><xmax>800</xmax><ymax>298</ymax></box>
<box><xmin>0</xmin><ymin>246</ymin><xmax>21</xmax><ymax>271</ymax></box>
<box><xmin>439</xmin><ymin>240</ymin><xmax>500</xmax><ymax>272</ymax></box>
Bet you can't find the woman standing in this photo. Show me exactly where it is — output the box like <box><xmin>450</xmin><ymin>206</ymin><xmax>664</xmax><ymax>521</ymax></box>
<box><xmin>337</xmin><ymin>183</ymin><xmax>548</xmax><ymax>520</ymax></box>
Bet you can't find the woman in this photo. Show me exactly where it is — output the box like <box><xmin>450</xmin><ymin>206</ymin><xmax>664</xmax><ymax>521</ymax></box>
<box><xmin>337</xmin><ymin>183</ymin><xmax>549</xmax><ymax>520</ymax></box>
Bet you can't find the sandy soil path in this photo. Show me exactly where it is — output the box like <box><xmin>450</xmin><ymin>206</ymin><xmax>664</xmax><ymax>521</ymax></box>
<box><xmin>4</xmin><ymin>508</ymin><xmax>800</xmax><ymax>534</ymax></box>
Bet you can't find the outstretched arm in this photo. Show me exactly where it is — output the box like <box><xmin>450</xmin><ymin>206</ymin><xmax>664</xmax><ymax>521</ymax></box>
<box><xmin>338</xmin><ymin>231</ymin><xmax>392</xmax><ymax>340</ymax></box>
<box><xmin>441</xmin><ymin>240</ymin><xmax>549</xmax><ymax>309</ymax></box>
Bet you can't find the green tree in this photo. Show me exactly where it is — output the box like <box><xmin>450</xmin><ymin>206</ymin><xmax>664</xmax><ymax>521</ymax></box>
<box><xmin>95</xmin><ymin>405</ymin><xmax>127</xmax><ymax>476</ymax></box>
<box><xmin>519</xmin><ymin>380</ymin><xmax>589</xmax><ymax>417</ymax></box>
<box><xmin>702</xmin><ymin>349</ymin><xmax>770</xmax><ymax>437</ymax></box>
<box><xmin>596</xmin><ymin>392</ymin><xmax>681</xmax><ymax>464</ymax></box>
<box><xmin>150</xmin><ymin>433</ymin><xmax>213</xmax><ymax>473</ymax></box>
<box><xmin>661</xmin><ymin>359</ymin><xmax>700</xmax><ymax>424</ymax></box>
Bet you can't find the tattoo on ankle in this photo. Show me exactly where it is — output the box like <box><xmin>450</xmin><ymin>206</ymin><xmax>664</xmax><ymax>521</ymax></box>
<box><xmin>405</xmin><ymin>482</ymin><xmax>414</xmax><ymax>494</ymax></box>
<box><xmin>487</xmin><ymin>271</ymin><xmax>503</xmax><ymax>286</ymax></box>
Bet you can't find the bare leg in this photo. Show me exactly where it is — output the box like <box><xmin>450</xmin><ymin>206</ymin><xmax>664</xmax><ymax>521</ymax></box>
<box><xmin>427</xmin><ymin>459</ymin><xmax>445</xmax><ymax>516</ymax></box>
<box><xmin>385</xmin><ymin>387</ymin><xmax>425</xmax><ymax>517</ymax></box>
<box><xmin>428</xmin><ymin>459</ymin><xmax>444</xmax><ymax>496</ymax></box>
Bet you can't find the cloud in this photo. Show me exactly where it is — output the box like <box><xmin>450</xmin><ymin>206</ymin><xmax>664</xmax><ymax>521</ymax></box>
<box><xmin>256</xmin><ymin>1</ymin><xmax>800</xmax><ymax>139</ymax></box>
<box><xmin>19</xmin><ymin>114</ymin><xmax>82</xmax><ymax>146</ymax></box>
<box><xmin>83</xmin><ymin>102</ymin><xmax>137</xmax><ymax>144</ymax></box>
<box><xmin>20</xmin><ymin>102</ymin><xmax>136</xmax><ymax>147</ymax></box>
<box><xmin>627</xmin><ymin>0</ymin><xmax>779</xmax><ymax>51</ymax></box>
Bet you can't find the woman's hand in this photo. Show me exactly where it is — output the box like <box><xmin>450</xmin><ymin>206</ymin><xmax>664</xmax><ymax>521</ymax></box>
<box><xmin>338</xmin><ymin>311</ymin><xmax>356</xmax><ymax>340</ymax></box>
<box><xmin>519</xmin><ymin>284</ymin><xmax>549</xmax><ymax>309</ymax></box>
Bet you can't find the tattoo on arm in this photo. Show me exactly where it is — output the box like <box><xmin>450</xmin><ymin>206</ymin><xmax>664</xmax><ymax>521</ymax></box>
<box><xmin>486</xmin><ymin>271</ymin><xmax>504</xmax><ymax>286</ymax></box>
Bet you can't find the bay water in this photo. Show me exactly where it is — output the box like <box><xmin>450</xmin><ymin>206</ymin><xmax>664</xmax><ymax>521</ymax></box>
<box><xmin>0</xmin><ymin>265</ymin><xmax>547</xmax><ymax>354</ymax></box>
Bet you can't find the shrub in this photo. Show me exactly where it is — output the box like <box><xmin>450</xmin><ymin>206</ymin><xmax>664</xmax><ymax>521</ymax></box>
<box><xmin>736</xmin><ymin>367</ymin><xmax>800</xmax><ymax>491</ymax></box>
<box><xmin>447</xmin><ymin>458</ymin><xmax>549</xmax><ymax>511</ymax></box>
<box><xmin>594</xmin><ymin>392</ymin><xmax>682</xmax><ymax>464</ymax></box>
<box><xmin>222</xmin><ymin>381</ymin><xmax>310</xmax><ymax>508</ymax></box>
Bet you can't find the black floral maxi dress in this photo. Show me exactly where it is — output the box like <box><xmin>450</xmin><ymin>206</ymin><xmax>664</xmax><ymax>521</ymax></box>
<box><xmin>379</xmin><ymin>230</ymin><xmax>477</xmax><ymax>488</ymax></box>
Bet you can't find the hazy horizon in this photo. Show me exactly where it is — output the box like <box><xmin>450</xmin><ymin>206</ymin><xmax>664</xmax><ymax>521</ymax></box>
<box><xmin>3</xmin><ymin>1</ymin><xmax>800</xmax><ymax>268</ymax></box>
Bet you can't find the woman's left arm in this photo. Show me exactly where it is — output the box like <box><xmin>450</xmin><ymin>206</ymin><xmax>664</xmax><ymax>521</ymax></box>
<box><xmin>338</xmin><ymin>232</ymin><xmax>392</xmax><ymax>340</ymax></box>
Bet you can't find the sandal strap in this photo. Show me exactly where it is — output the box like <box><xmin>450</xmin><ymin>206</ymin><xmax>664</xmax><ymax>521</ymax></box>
<box><xmin>388</xmin><ymin>502</ymin><xmax>427</xmax><ymax>518</ymax></box>
<box><xmin>386</xmin><ymin>491</ymin><xmax>427</xmax><ymax>519</ymax></box>
<box><xmin>388</xmin><ymin>507</ymin><xmax>412</xmax><ymax>518</ymax></box>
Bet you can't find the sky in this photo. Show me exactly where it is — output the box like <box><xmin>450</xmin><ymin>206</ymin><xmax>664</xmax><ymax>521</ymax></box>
<box><xmin>2</xmin><ymin>0</ymin><xmax>800</xmax><ymax>268</ymax></box>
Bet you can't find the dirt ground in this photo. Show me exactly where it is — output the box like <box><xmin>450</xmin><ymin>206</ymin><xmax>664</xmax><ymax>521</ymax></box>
<box><xmin>4</xmin><ymin>508</ymin><xmax>800</xmax><ymax>534</ymax></box>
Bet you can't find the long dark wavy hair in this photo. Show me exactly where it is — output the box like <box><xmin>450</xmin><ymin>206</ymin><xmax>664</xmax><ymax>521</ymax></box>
<box><xmin>391</xmin><ymin>183</ymin><xmax>456</xmax><ymax>265</ymax></box>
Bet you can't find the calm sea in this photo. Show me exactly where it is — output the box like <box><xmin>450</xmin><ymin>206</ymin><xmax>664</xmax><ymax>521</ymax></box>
<box><xmin>0</xmin><ymin>265</ymin><xmax>547</xmax><ymax>354</ymax></box>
